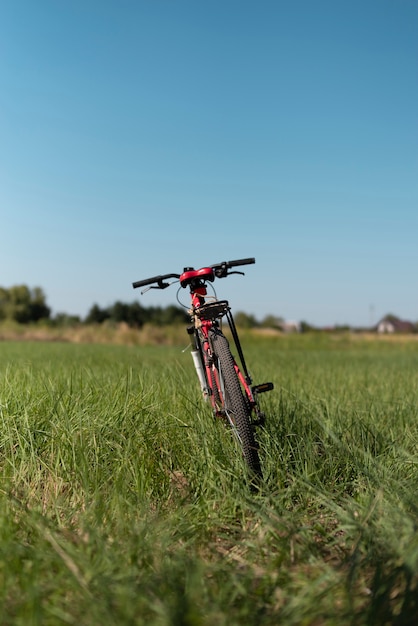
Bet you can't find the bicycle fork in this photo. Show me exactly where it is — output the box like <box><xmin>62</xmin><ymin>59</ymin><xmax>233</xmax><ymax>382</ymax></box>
<box><xmin>191</xmin><ymin>348</ymin><xmax>210</xmax><ymax>399</ymax></box>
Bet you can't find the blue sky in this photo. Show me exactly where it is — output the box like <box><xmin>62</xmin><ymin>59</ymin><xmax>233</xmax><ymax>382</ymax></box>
<box><xmin>1</xmin><ymin>0</ymin><xmax>417</xmax><ymax>326</ymax></box>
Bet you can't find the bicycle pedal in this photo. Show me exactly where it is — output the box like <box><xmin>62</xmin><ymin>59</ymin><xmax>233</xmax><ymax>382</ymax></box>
<box><xmin>252</xmin><ymin>382</ymin><xmax>274</xmax><ymax>394</ymax></box>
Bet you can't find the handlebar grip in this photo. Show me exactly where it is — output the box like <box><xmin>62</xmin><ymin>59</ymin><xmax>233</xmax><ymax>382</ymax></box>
<box><xmin>132</xmin><ymin>274</ymin><xmax>164</xmax><ymax>289</ymax></box>
<box><xmin>228</xmin><ymin>257</ymin><xmax>255</xmax><ymax>268</ymax></box>
<box><xmin>132</xmin><ymin>272</ymin><xmax>180</xmax><ymax>289</ymax></box>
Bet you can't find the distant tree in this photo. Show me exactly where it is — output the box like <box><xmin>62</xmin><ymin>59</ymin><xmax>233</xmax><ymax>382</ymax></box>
<box><xmin>333</xmin><ymin>324</ymin><xmax>351</xmax><ymax>332</ymax></box>
<box><xmin>0</xmin><ymin>288</ymin><xmax>8</xmax><ymax>320</ymax></box>
<box><xmin>300</xmin><ymin>320</ymin><xmax>314</xmax><ymax>333</ymax></box>
<box><xmin>108</xmin><ymin>300</ymin><xmax>149</xmax><ymax>328</ymax></box>
<box><xmin>52</xmin><ymin>313</ymin><xmax>81</xmax><ymax>327</ymax></box>
<box><xmin>8</xmin><ymin>285</ymin><xmax>32</xmax><ymax>323</ymax></box>
<box><xmin>154</xmin><ymin>305</ymin><xmax>189</xmax><ymax>326</ymax></box>
<box><xmin>127</xmin><ymin>301</ymin><xmax>146</xmax><ymax>327</ymax></box>
<box><xmin>145</xmin><ymin>306</ymin><xmax>162</xmax><ymax>325</ymax></box>
<box><xmin>28</xmin><ymin>287</ymin><xmax>51</xmax><ymax>322</ymax></box>
<box><xmin>85</xmin><ymin>304</ymin><xmax>110</xmax><ymax>324</ymax></box>
<box><xmin>234</xmin><ymin>311</ymin><xmax>258</xmax><ymax>329</ymax></box>
<box><xmin>260</xmin><ymin>314</ymin><xmax>284</xmax><ymax>329</ymax></box>
<box><xmin>0</xmin><ymin>285</ymin><xmax>50</xmax><ymax>323</ymax></box>
<box><xmin>110</xmin><ymin>301</ymin><xmax>131</xmax><ymax>324</ymax></box>
<box><xmin>382</xmin><ymin>313</ymin><xmax>401</xmax><ymax>323</ymax></box>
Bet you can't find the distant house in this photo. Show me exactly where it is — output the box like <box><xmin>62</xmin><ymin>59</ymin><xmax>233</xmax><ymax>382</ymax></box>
<box><xmin>280</xmin><ymin>320</ymin><xmax>301</xmax><ymax>333</ymax></box>
<box><xmin>377</xmin><ymin>317</ymin><xmax>415</xmax><ymax>334</ymax></box>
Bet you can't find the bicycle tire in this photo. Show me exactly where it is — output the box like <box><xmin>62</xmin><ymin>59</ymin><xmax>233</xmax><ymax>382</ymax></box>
<box><xmin>209</xmin><ymin>329</ymin><xmax>262</xmax><ymax>477</ymax></box>
<box><xmin>209</xmin><ymin>365</ymin><xmax>222</xmax><ymax>409</ymax></box>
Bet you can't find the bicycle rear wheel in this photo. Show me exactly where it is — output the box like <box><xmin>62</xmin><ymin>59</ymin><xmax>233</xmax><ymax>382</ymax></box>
<box><xmin>209</xmin><ymin>329</ymin><xmax>262</xmax><ymax>477</ymax></box>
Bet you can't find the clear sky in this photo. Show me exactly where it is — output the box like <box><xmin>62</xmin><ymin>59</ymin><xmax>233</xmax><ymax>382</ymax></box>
<box><xmin>1</xmin><ymin>0</ymin><xmax>417</xmax><ymax>327</ymax></box>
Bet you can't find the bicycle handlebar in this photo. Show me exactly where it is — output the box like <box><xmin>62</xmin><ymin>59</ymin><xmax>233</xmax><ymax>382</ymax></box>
<box><xmin>211</xmin><ymin>257</ymin><xmax>255</xmax><ymax>270</ymax></box>
<box><xmin>132</xmin><ymin>273</ymin><xmax>180</xmax><ymax>289</ymax></box>
<box><xmin>132</xmin><ymin>258</ymin><xmax>255</xmax><ymax>290</ymax></box>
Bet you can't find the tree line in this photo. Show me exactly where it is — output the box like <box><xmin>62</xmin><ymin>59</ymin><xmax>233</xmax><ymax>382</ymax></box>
<box><xmin>3</xmin><ymin>284</ymin><xmax>416</xmax><ymax>332</ymax></box>
<box><xmin>84</xmin><ymin>302</ymin><xmax>189</xmax><ymax>327</ymax></box>
<box><xmin>0</xmin><ymin>285</ymin><xmax>191</xmax><ymax>327</ymax></box>
<box><xmin>0</xmin><ymin>284</ymin><xmax>288</xmax><ymax>329</ymax></box>
<box><xmin>0</xmin><ymin>286</ymin><xmax>51</xmax><ymax>324</ymax></box>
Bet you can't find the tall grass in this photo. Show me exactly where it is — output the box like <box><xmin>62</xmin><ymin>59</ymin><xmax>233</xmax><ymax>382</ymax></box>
<box><xmin>0</xmin><ymin>336</ymin><xmax>417</xmax><ymax>624</ymax></box>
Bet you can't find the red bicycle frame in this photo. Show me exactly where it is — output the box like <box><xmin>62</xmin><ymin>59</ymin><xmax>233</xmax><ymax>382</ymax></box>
<box><xmin>132</xmin><ymin>258</ymin><xmax>273</xmax><ymax>474</ymax></box>
<box><xmin>180</xmin><ymin>266</ymin><xmax>269</xmax><ymax>423</ymax></box>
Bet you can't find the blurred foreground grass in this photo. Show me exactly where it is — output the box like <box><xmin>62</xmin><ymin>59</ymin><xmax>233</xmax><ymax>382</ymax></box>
<box><xmin>0</xmin><ymin>335</ymin><xmax>417</xmax><ymax>624</ymax></box>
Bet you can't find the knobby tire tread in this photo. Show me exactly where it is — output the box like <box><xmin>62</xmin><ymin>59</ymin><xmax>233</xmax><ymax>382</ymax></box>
<box><xmin>209</xmin><ymin>329</ymin><xmax>262</xmax><ymax>477</ymax></box>
<box><xmin>209</xmin><ymin>367</ymin><xmax>222</xmax><ymax>408</ymax></box>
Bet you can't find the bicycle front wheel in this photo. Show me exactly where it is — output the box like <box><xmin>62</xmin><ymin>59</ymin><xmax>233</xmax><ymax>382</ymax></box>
<box><xmin>209</xmin><ymin>329</ymin><xmax>262</xmax><ymax>477</ymax></box>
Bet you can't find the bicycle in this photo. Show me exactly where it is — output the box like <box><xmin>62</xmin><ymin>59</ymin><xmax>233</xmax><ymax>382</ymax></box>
<box><xmin>132</xmin><ymin>257</ymin><xmax>273</xmax><ymax>477</ymax></box>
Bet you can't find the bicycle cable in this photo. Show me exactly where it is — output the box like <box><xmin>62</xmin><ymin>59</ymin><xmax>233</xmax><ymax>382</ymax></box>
<box><xmin>175</xmin><ymin>281</ymin><xmax>218</xmax><ymax>310</ymax></box>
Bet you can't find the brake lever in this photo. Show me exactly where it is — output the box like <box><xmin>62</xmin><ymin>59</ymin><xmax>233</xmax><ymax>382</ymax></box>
<box><xmin>227</xmin><ymin>271</ymin><xmax>245</xmax><ymax>277</ymax></box>
<box><xmin>141</xmin><ymin>281</ymin><xmax>171</xmax><ymax>295</ymax></box>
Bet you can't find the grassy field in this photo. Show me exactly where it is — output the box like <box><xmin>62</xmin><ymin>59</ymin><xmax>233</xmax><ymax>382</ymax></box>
<box><xmin>0</xmin><ymin>334</ymin><xmax>417</xmax><ymax>625</ymax></box>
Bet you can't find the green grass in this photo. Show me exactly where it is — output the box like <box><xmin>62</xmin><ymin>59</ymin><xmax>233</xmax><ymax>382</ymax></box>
<box><xmin>0</xmin><ymin>336</ymin><xmax>418</xmax><ymax>624</ymax></box>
